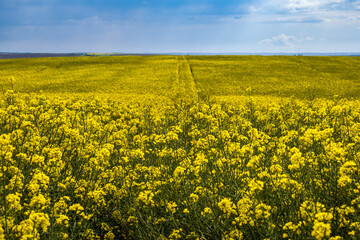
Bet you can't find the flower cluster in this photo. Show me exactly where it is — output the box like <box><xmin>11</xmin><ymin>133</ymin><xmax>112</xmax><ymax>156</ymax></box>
<box><xmin>1</xmin><ymin>91</ymin><xmax>360</xmax><ymax>239</ymax></box>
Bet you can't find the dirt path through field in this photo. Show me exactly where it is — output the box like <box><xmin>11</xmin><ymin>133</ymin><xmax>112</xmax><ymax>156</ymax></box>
<box><xmin>172</xmin><ymin>56</ymin><xmax>198</xmax><ymax>102</ymax></box>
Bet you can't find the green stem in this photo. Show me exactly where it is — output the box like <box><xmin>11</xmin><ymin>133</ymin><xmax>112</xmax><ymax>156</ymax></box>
<box><xmin>2</xmin><ymin>155</ymin><xmax>8</xmax><ymax>237</ymax></box>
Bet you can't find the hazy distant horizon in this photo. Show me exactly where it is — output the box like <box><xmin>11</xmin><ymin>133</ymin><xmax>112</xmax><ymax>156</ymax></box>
<box><xmin>1</xmin><ymin>52</ymin><xmax>360</xmax><ymax>57</ymax></box>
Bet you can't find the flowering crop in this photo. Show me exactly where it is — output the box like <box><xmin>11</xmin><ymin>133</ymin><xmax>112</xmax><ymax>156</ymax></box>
<box><xmin>1</xmin><ymin>56</ymin><xmax>360</xmax><ymax>101</ymax></box>
<box><xmin>1</xmin><ymin>89</ymin><xmax>360</xmax><ymax>239</ymax></box>
<box><xmin>188</xmin><ymin>55</ymin><xmax>360</xmax><ymax>100</ymax></box>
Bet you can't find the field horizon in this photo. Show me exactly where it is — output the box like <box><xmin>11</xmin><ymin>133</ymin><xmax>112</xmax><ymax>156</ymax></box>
<box><xmin>1</xmin><ymin>52</ymin><xmax>360</xmax><ymax>59</ymax></box>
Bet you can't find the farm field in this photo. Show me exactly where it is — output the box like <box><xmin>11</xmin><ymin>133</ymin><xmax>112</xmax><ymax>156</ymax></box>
<box><xmin>1</xmin><ymin>55</ymin><xmax>360</xmax><ymax>100</ymax></box>
<box><xmin>188</xmin><ymin>55</ymin><xmax>360</xmax><ymax>100</ymax></box>
<box><xmin>1</xmin><ymin>56</ymin><xmax>360</xmax><ymax>239</ymax></box>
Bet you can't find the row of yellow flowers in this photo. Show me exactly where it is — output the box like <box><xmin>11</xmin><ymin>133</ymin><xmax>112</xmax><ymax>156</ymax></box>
<box><xmin>1</xmin><ymin>90</ymin><xmax>360</xmax><ymax>239</ymax></box>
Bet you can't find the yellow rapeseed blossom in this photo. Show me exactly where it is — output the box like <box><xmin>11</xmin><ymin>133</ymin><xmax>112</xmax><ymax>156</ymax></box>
<box><xmin>218</xmin><ymin>198</ymin><xmax>237</xmax><ymax>216</ymax></box>
<box><xmin>189</xmin><ymin>193</ymin><xmax>199</xmax><ymax>203</ymax></box>
<box><xmin>68</xmin><ymin>204</ymin><xmax>85</xmax><ymax>214</ymax></box>
<box><xmin>137</xmin><ymin>190</ymin><xmax>155</xmax><ymax>206</ymax></box>
<box><xmin>169</xmin><ymin>229</ymin><xmax>183</xmax><ymax>239</ymax></box>
<box><xmin>29</xmin><ymin>211</ymin><xmax>50</xmax><ymax>233</ymax></box>
<box><xmin>6</xmin><ymin>193</ymin><xmax>22</xmax><ymax>212</ymax></box>
<box><xmin>26</xmin><ymin>170</ymin><xmax>50</xmax><ymax>196</ymax></box>
<box><xmin>201</xmin><ymin>207</ymin><xmax>213</xmax><ymax>217</ymax></box>
<box><xmin>13</xmin><ymin>219</ymin><xmax>39</xmax><ymax>240</ymax></box>
<box><xmin>0</xmin><ymin>225</ymin><xmax>5</xmax><ymax>240</ymax></box>
<box><xmin>56</xmin><ymin>214</ymin><xmax>70</xmax><ymax>227</ymax></box>
<box><xmin>29</xmin><ymin>194</ymin><xmax>49</xmax><ymax>210</ymax></box>
<box><xmin>2</xmin><ymin>90</ymin><xmax>360</xmax><ymax>239</ymax></box>
<box><xmin>311</xmin><ymin>222</ymin><xmax>331</xmax><ymax>240</ymax></box>
<box><xmin>222</xmin><ymin>229</ymin><xmax>243</xmax><ymax>240</ymax></box>
<box><xmin>166</xmin><ymin>201</ymin><xmax>178</xmax><ymax>214</ymax></box>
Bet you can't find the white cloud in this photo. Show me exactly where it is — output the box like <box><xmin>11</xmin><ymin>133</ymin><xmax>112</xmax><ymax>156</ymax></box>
<box><xmin>246</xmin><ymin>0</ymin><xmax>357</xmax><ymax>26</ymax></box>
<box><xmin>248</xmin><ymin>6</ymin><xmax>260</xmax><ymax>13</ymax></box>
<box><xmin>258</xmin><ymin>34</ymin><xmax>298</xmax><ymax>47</ymax></box>
<box><xmin>284</xmin><ymin>0</ymin><xmax>345</xmax><ymax>11</ymax></box>
<box><xmin>258</xmin><ymin>33</ymin><xmax>314</xmax><ymax>47</ymax></box>
<box><xmin>256</xmin><ymin>0</ymin><xmax>347</xmax><ymax>14</ymax></box>
<box><xmin>65</xmin><ymin>15</ymin><xmax>108</xmax><ymax>26</ymax></box>
<box><xmin>354</xmin><ymin>0</ymin><xmax>360</xmax><ymax>9</ymax></box>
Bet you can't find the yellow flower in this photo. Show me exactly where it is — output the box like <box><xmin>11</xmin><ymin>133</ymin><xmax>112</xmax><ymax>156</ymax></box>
<box><xmin>311</xmin><ymin>222</ymin><xmax>331</xmax><ymax>240</ymax></box>
<box><xmin>202</xmin><ymin>207</ymin><xmax>213</xmax><ymax>216</ymax></box>
<box><xmin>137</xmin><ymin>190</ymin><xmax>155</xmax><ymax>206</ymax></box>
<box><xmin>0</xmin><ymin>225</ymin><xmax>5</xmax><ymax>240</ymax></box>
<box><xmin>248</xmin><ymin>179</ymin><xmax>264</xmax><ymax>193</ymax></box>
<box><xmin>56</xmin><ymin>214</ymin><xmax>70</xmax><ymax>227</ymax></box>
<box><xmin>69</xmin><ymin>203</ymin><xmax>84</xmax><ymax>214</ymax></box>
<box><xmin>27</xmin><ymin>170</ymin><xmax>50</xmax><ymax>196</ymax></box>
<box><xmin>104</xmin><ymin>231</ymin><xmax>115</xmax><ymax>240</ymax></box>
<box><xmin>189</xmin><ymin>193</ymin><xmax>199</xmax><ymax>203</ymax></box>
<box><xmin>13</xmin><ymin>219</ymin><xmax>38</xmax><ymax>240</ymax></box>
<box><xmin>255</xmin><ymin>203</ymin><xmax>271</xmax><ymax>219</ymax></box>
<box><xmin>29</xmin><ymin>211</ymin><xmax>50</xmax><ymax>233</ymax></box>
<box><xmin>6</xmin><ymin>193</ymin><xmax>22</xmax><ymax>212</ymax></box>
<box><xmin>155</xmin><ymin>217</ymin><xmax>167</xmax><ymax>224</ymax></box>
<box><xmin>166</xmin><ymin>201</ymin><xmax>178</xmax><ymax>214</ymax></box>
<box><xmin>193</xmin><ymin>152</ymin><xmax>208</xmax><ymax>166</ymax></box>
<box><xmin>173</xmin><ymin>166</ymin><xmax>186</xmax><ymax>179</ymax></box>
<box><xmin>315</xmin><ymin>212</ymin><xmax>333</xmax><ymax>222</ymax></box>
<box><xmin>329</xmin><ymin>236</ymin><xmax>343</xmax><ymax>240</ymax></box>
<box><xmin>169</xmin><ymin>229</ymin><xmax>182</xmax><ymax>239</ymax></box>
<box><xmin>54</xmin><ymin>196</ymin><xmax>70</xmax><ymax>215</ymax></box>
<box><xmin>218</xmin><ymin>198</ymin><xmax>237</xmax><ymax>216</ymax></box>
<box><xmin>223</xmin><ymin>229</ymin><xmax>243</xmax><ymax>240</ymax></box>
<box><xmin>29</xmin><ymin>194</ymin><xmax>49</xmax><ymax>210</ymax></box>
<box><xmin>87</xmin><ymin>190</ymin><xmax>106</xmax><ymax>207</ymax></box>
<box><xmin>127</xmin><ymin>216</ymin><xmax>138</xmax><ymax>225</ymax></box>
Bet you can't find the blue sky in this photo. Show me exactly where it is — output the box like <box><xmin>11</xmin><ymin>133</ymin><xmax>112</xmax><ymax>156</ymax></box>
<box><xmin>1</xmin><ymin>0</ymin><xmax>359</xmax><ymax>53</ymax></box>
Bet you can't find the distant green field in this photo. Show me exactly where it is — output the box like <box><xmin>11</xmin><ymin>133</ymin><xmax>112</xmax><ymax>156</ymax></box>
<box><xmin>1</xmin><ymin>55</ymin><xmax>359</xmax><ymax>100</ymax></box>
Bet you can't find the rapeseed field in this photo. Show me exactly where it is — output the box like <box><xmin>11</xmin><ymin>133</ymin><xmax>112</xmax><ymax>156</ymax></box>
<box><xmin>1</xmin><ymin>56</ymin><xmax>360</xmax><ymax>239</ymax></box>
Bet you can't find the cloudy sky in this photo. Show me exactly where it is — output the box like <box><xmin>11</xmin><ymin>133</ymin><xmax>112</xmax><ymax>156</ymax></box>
<box><xmin>1</xmin><ymin>0</ymin><xmax>359</xmax><ymax>53</ymax></box>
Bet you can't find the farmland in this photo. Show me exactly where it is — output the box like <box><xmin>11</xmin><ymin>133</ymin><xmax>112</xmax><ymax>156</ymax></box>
<box><xmin>1</xmin><ymin>55</ymin><xmax>360</xmax><ymax>239</ymax></box>
<box><xmin>1</xmin><ymin>55</ymin><xmax>360</xmax><ymax>100</ymax></box>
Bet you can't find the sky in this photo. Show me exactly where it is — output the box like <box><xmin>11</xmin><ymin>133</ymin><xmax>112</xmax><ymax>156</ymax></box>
<box><xmin>0</xmin><ymin>0</ymin><xmax>360</xmax><ymax>53</ymax></box>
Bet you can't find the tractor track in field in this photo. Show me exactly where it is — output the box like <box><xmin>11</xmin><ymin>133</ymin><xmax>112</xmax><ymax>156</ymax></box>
<box><xmin>184</xmin><ymin>55</ymin><xmax>196</xmax><ymax>85</ymax></box>
<box><xmin>173</xmin><ymin>56</ymin><xmax>198</xmax><ymax>103</ymax></box>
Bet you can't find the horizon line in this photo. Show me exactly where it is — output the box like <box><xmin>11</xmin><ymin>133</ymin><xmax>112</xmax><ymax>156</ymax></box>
<box><xmin>1</xmin><ymin>52</ymin><xmax>360</xmax><ymax>57</ymax></box>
